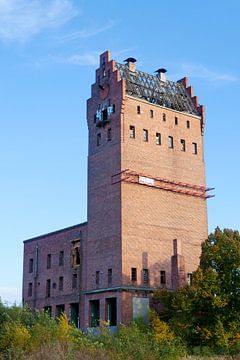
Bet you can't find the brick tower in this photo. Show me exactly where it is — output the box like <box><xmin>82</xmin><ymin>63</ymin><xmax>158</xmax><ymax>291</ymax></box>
<box><xmin>82</xmin><ymin>51</ymin><xmax>210</xmax><ymax>328</ymax></box>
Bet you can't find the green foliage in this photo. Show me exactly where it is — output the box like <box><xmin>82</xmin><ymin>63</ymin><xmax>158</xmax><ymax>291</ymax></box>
<box><xmin>153</xmin><ymin>227</ymin><xmax>240</xmax><ymax>353</ymax></box>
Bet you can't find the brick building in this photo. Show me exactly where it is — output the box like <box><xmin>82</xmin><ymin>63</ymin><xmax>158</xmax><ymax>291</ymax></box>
<box><xmin>22</xmin><ymin>50</ymin><xmax>212</xmax><ymax>329</ymax></box>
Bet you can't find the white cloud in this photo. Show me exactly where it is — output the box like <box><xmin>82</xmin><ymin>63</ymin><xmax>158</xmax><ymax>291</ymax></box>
<box><xmin>0</xmin><ymin>0</ymin><xmax>78</xmax><ymax>42</ymax></box>
<box><xmin>0</xmin><ymin>287</ymin><xmax>22</xmax><ymax>305</ymax></box>
<box><xmin>178</xmin><ymin>63</ymin><xmax>238</xmax><ymax>82</ymax></box>
<box><xmin>58</xmin><ymin>19</ymin><xmax>117</xmax><ymax>42</ymax></box>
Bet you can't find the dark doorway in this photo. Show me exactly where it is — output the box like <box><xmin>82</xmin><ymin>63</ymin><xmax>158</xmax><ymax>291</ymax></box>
<box><xmin>70</xmin><ymin>303</ymin><xmax>79</xmax><ymax>328</ymax></box>
<box><xmin>106</xmin><ymin>297</ymin><xmax>117</xmax><ymax>326</ymax></box>
<box><xmin>56</xmin><ymin>304</ymin><xmax>65</xmax><ymax>318</ymax></box>
<box><xmin>90</xmin><ymin>300</ymin><xmax>100</xmax><ymax>327</ymax></box>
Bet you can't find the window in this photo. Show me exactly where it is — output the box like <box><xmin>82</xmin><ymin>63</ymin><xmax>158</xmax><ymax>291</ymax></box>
<box><xmin>56</xmin><ymin>304</ymin><xmax>65</xmax><ymax>317</ymax></box>
<box><xmin>168</xmin><ymin>136</ymin><xmax>174</xmax><ymax>149</ymax></box>
<box><xmin>59</xmin><ymin>251</ymin><xmax>64</xmax><ymax>266</ymax></box>
<box><xmin>175</xmin><ymin>117</ymin><xmax>178</xmax><ymax>125</ymax></box>
<box><xmin>102</xmin><ymin>108</ymin><xmax>108</xmax><ymax>121</ymax></box>
<box><xmin>72</xmin><ymin>274</ymin><xmax>77</xmax><ymax>289</ymax></box>
<box><xmin>192</xmin><ymin>142</ymin><xmax>197</xmax><ymax>155</ymax></box>
<box><xmin>160</xmin><ymin>271</ymin><xmax>166</xmax><ymax>285</ymax></box>
<box><xmin>163</xmin><ymin>113</ymin><xmax>166</xmax><ymax>121</ymax></box>
<box><xmin>29</xmin><ymin>258</ymin><xmax>33</xmax><ymax>273</ymax></box>
<box><xmin>150</xmin><ymin>109</ymin><xmax>153</xmax><ymax>118</ymax></box>
<box><xmin>180</xmin><ymin>139</ymin><xmax>186</xmax><ymax>152</ymax></box>
<box><xmin>97</xmin><ymin>133</ymin><xmax>101</xmax><ymax>146</ymax></box>
<box><xmin>28</xmin><ymin>282</ymin><xmax>33</xmax><ymax>297</ymax></box>
<box><xmin>130</xmin><ymin>125</ymin><xmax>135</xmax><ymax>139</ymax></box>
<box><xmin>186</xmin><ymin>120</ymin><xmax>190</xmax><ymax>128</ymax></box>
<box><xmin>47</xmin><ymin>254</ymin><xmax>51</xmax><ymax>269</ymax></box>
<box><xmin>72</xmin><ymin>240</ymin><xmax>80</xmax><ymax>267</ymax></box>
<box><xmin>94</xmin><ymin>114</ymin><xmax>96</xmax><ymax>124</ymax></box>
<box><xmin>143</xmin><ymin>268</ymin><xmax>149</xmax><ymax>285</ymax></box>
<box><xmin>137</xmin><ymin>105</ymin><xmax>141</xmax><ymax>114</ymax></box>
<box><xmin>108</xmin><ymin>268</ymin><xmax>112</xmax><ymax>286</ymax></box>
<box><xmin>46</xmin><ymin>279</ymin><xmax>51</xmax><ymax>297</ymax></box>
<box><xmin>187</xmin><ymin>273</ymin><xmax>193</xmax><ymax>286</ymax></box>
<box><xmin>90</xmin><ymin>300</ymin><xmax>100</xmax><ymax>327</ymax></box>
<box><xmin>106</xmin><ymin>297</ymin><xmax>117</xmax><ymax>326</ymax></box>
<box><xmin>131</xmin><ymin>268</ymin><xmax>137</xmax><ymax>282</ymax></box>
<box><xmin>107</xmin><ymin>128</ymin><xmax>112</xmax><ymax>141</ymax></box>
<box><xmin>156</xmin><ymin>132</ymin><xmax>161</xmax><ymax>145</ymax></box>
<box><xmin>59</xmin><ymin>276</ymin><xmax>64</xmax><ymax>291</ymax></box>
<box><xmin>143</xmin><ymin>129</ymin><xmax>148</xmax><ymax>142</ymax></box>
<box><xmin>96</xmin><ymin>271</ymin><xmax>100</xmax><ymax>286</ymax></box>
<box><xmin>112</xmin><ymin>104</ymin><xmax>115</xmax><ymax>113</ymax></box>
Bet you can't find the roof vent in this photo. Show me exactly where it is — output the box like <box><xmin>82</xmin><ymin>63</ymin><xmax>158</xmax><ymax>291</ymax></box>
<box><xmin>124</xmin><ymin>57</ymin><xmax>137</xmax><ymax>72</ymax></box>
<box><xmin>155</xmin><ymin>68</ymin><xmax>167</xmax><ymax>82</ymax></box>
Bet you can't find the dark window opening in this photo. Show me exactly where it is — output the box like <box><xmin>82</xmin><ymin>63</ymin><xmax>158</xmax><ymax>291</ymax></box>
<box><xmin>46</xmin><ymin>279</ymin><xmax>51</xmax><ymax>297</ymax></box>
<box><xmin>90</xmin><ymin>300</ymin><xmax>100</xmax><ymax>327</ymax></box>
<box><xmin>130</xmin><ymin>125</ymin><xmax>135</xmax><ymax>139</ymax></box>
<box><xmin>97</xmin><ymin>133</ymin><xmax>101</xmax><ymax>146</ymax></box>
<box><xmin>150</xmin><ymin>109</ymin><xmax>153</xmax><ymax>118</ymax></box>
<box><xmin>96</xmin><ymin>271</ymin><xmax>100</xmax><ymax>286</ymax></box>
<box><xmin>175</xmin><ymin>117</ymin><xmax>178</xmax><ymax>125</ymax></box>
<box><xmin>160</xmin><ymin>271</ymin><xmax>166</xmax><ymax>285</ymax></box>
<box><xmin>106</xmin><ymin>297</ymin><xmax>117</xmax><ymax>326</ymax></box>
<box><xmin>156</xmin><ymin>132</ymin><xmax>161</xmax><ymax>145</ymax></box>
<box><xmin>137</xmin><ymin>105</ymin><xmax>141</xmax><ymax>114</ymax></box>
<box><xmin>43</xmin><ymin>306</ymin><xmax>52</xmax><ymax>316</ymax></box>
<box><xmin>187</xmin><ymin>120</ymin><xmax>190</xmax><ymax>128</ymax></box>
<box><xmin>107</xmin><ymin>128</ymin><xmax>112</xmax><ymax>141</ymax></box>
<box><xmin>143</xmin><ymin>268</ymin><xmax>149</xmax><ymax>285</ymax></box>
<box><xmin>163</xmin><ymin>113</ymin><xmax>166</xmax><ymax>121</ymax></box>
<box><xmin>187</xmin><ymin>273</ymin><xmax>193</xmax><ymax>285</ymax></box>
<box><xmin>143</xmin><ymin>129</ymin><xmax>148</xmax><ymax>142</ymax></box>
<box><xmin>108</xmin><ymin>268</ymin><xmax>112</xmax><ymax>286</ymax></box>
<box><xmin>131</xmin><ymin>267</ymin><xmax>137</xmax><ymax>282</ymax></box>
<box><xmin>72</xmin><ymin>241</ymin><xmax>80</xmax><ymax>267</ymax></box>
<box><xmin>56</xmin><ymin>304</ymin><xmax>65</xmax><ymax>318</ymax></box>
<box><xmin>29</xmin><ymin>258</ymin><xmax>33</xmax><ymax>273</ymax></box>
<box><xmin>70</xmin><ymin>303</ymin><xmax>79</xmax><ymax>328</ymax></box>
<box><xmin>102</xmin><ymin>108</ymin><xmax>108</xmax><ymax>121</ymax></box>
<box><xmin>72</xmin><ymin>274</ymin><xmax>77</xmax><ymax>289</ymax></box>
<box><xmin>112</xmin><ymin>104</ymin><xmax>115</xmax><ymax>113</ymax></box>
<box><xmin>59</xmin><ymin>276</ymin><xmax>63</xmax><ymax>291</ymax></box>
<box><xmin>47</xmin><ymin>254</ymin><xmax>51</xmax><ymax>269</ymax></box>
<box><xmin>28</xmin><ymin>282</ymin><xmax>33</xmax><ymax>297</ymax></box>
<box><xmin>59</xmin><ymin>251</ymin><xmax>64</xmax><ymax>266</ymax></box>
<box><xmin>192</xmin><ymin>142</ymin><xmax>197</xmax><ymax>154</ymax></box>
<box><xmin>94</xmin><ymin>114</ymin><xmax>96</xmax><ymax>123</ymax></box>
<box><xmin>180</xmin><ymin>139</ymin><xmax>186</xmax><ymax>152</ymax></box>
<box><xmin>168</xmin><ymin>136</ymin><xmax>174</xmax><ymax>149</ymax></box>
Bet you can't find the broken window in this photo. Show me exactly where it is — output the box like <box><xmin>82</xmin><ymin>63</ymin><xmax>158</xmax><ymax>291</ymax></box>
<box><xmin>29</xmin><ymin>258</ymin><xmax>33</xmax><ymax>273</ymax></box>
<box><xmin>143</xmin><ymin>268</ymin><xmax>149</xmax><ymax>285</ymax></box>
<box><xmin>71</xmin><ymin>240</ymin><xmax>80</xmax><ymax>267</ymax></box>
<box><xmin>131</xmin><ymin>268</ymin><xmax>137</xmax><ymax>282</ymax></box>
<box><xmin>28</xmin><ymin>282</ymin><xmax>33</xmax><ymax>297</ymax></box>
<box><xmin>59</xmin><ymin>251</ymin><xmax>64</xmax><ymax>266</ymax></box>
<box><xmin>47</xmin><ymin>254</ymin><xmax>51</xmax><ymax>269</ymax></box>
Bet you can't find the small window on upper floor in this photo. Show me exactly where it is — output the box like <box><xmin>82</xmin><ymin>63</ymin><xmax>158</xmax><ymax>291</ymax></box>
<box><xmin>130</xmin><ymin>125</ymin><xmax>135</xmax><ymax>139</ymax></box>
<box><xmin>47</xmin><ymin>254</ymin><xmax>51</xmax><ymax>269</ymax></box>
<box><xmin>72</xmin><ymin>240</ymin><xmax>80</xmax><ymax>267</ymax></box>
<box><xmin>59</xmin><ymin>276</ymin><xmax>64</xmax><ymax>291</ymax></box>
<box><xmin>168</xmin><ymin>136</ymin><xmax>174</xmax><ymax>149</ymax></box>
<box><xmin>96</xmin><ymin>271</ymin><xmax>100</xmax><ymax>286</ymax></box>
<box><xmin>187</xmin><ymin>273</ymin><xmax>193</xmax><ymax>286</ymax></box>
<box><xmin>46</xmin><ymin>279</ymin><xmax>51</xmax><ymax>297</ymax></box>
<box><xmin>143</xmin><ymin>129</ymin><xmax>148</xmax><ymax>142</ymax></box>
<box><xmin>28</xmin><ymin>282</ymin><xmax>33</xmax><ymax>297</ymax></box>
<box><xmin>186</xmin><ymin>120</ymin><xmax>190</xmax><ymax>129</ymax></box>
<box><xmin>150</xmin><ymin>109</ymin><xmax>153</xmax><ymax>118</ymax></box>
<box><xmin>192</xmin><ymin>142</ymin><xmax>197</xmax><ymax>155</ymax></box>
<box><xmin>160</xmin><ymin>271</ymin><xmax>166</xmax><ymax>285</ymax></box>
<box><xmin>131</xmin><ymin>268</ymin><xmax>137</xmax><ymax>282</ymax></box>
<box><xmin>180</xmin><ymin>139</ymin><xmax>186</xmax><ymax>152</ymax></box>
<box><xmin>108</xmin><ymin>268</ymin><xmax>112</xmax><ymax>286</ymax></box>
<box><xmin>163</xmin><ymin>113</ymin><xmax>166</xmax><ymax>122</ymax></box>
<box><xmin>143</xmin><ymin>268</ymin><xmax>149</xmax><ymax>285</ymax></box>
<box><xmin>175</xmin><ymin>117</ymin><xmax>178</xmax><ymax>125</ymax></box>
<box><xmin>156</xmin><ymin>132</ymin><xmax>161</xmax><ymax>145</ymax></box>
<box><xmin>59</xmin><ymin>251</ymin><xmax>64</xmax><ymax>266</ymax></box>
<box><xmin>137</xmin><ymin>105</ymin><xmax>141</xmax><ymax>114</ymax></box>
<box><xmin>97</xmin><ymin>133</ymin><xmax>101</xmax><ymax>146</ymax></box>
<box><xmin>107</xmin><ymin>128</ymin><xmax>112</xmax><ymax>141</ymax></box>
<box><xmin>29</xmin><ymin>258</ymin><xmax>33</xmax><ymax>273</ymax></box>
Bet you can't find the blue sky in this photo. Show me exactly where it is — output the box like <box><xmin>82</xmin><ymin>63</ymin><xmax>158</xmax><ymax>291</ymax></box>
<box><xmin>0</xmin><ymin>0</ymin><xmax>239</xmax><ymax>304</ymax></box>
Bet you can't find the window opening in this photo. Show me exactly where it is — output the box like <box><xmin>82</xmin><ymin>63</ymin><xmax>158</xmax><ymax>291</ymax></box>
<box><xmin>175</xmin><ymin>117</ymin><xmax>178</xmax><ymax>125</ymax></box>
<box><xmin>156</xmin><ymin>132</ymin><xmax>161</xmax><ymax>145</ymax></box>
<box><xmin>29</xmin><ymin>258</ymin><xmax>33</xmax><ymax>273</ymax></box>
<box><xmin>192</xmin><ymin>142</ymin><xmax>197</xmax><ymax>154</ymax></box>
<box><xmin>163</xmin><ymin>113</ymin><xmax>166</xmax><ymax>121</ymax></box>
<box><xmin>160</xmin><ymin>271</ymin><xmax>166</xmax><ymax>285</ymax></box>
<box><xmin>46</xmin><ymin>279</ymin><xmax>51</xmax><ymax>297</ymax></box>
<box><xmin>143</xmin><ymin>129</ymin><xmax>148</xmax><ymax>142</ymax></box>
<box><xmin>107</xmin><ymin>128</ymin><xmax>112</xmax><ymax>141</ymax></box>
<box><xmin>137</xmin><ymin>105</ymin><xmax>141</xmax><ymax>114</ymax></box>
<box><xmin>106</xmin><ymin>297</ymin><xmax>117</xmax><ymax>326</ymax></box>
<box><xmin>187</xmin><ymin>120</ymin><xmax>190</xmax><ymax>128</ymax></box>
<box><xmin>150</xmin><ymin>109</ymin><xmax>153</xmax><ymax>118</ymax></box>
<box><xmin>90</xmin><ymin>300</ymin><xmax>100</xmax><ymax>327</ymax></box>
<box><xmin>59</xmin><ymin>251</ymin><xmax>64</xmax><ymax>266</ymax></box>
<box><xmin>56</xmin><ymin>304</ymin><xmax>65</xmax><ymax>318</ymax></box>
<box><xmin>96</xmin><ymin>271</ymin><xmax>100</xmax><ymax>286</ymax></box>
<box><xmin>130</xmin><ymin>125</ymin><xmax>135</xmax><ymax>139</ymax></box>
<box><xmin>143</xmin><ymin>268</ymin><xmax>149</xmax><ymax>285</ymax></box>
<box><xmin>108</xmin><ymin>268</ymin><xmax>112</xmax><ymax>286</ymax></box>
<box><xmin>131</xmin><ymin>268</ymin><xmax>137</xmax><ymax>282</ymax></box>
<box><xmin>168</xmin><ymin>136</ymin><xmax>174</xmax><ymax>148</ymax></box>
<box><xmin>28</xmin><ymin>282</ymin><xmax>33</xmax><ymax>297</ymax></box>
<box><xmin>180</xmin><ymin>139</ymin><xmax>186</xmax><ymax>152</ymax></box>
<box><xmin>59</xmin><ymin>276</ymin><xmax>63</xmax><ymax>291</ymax></box>
<box><xmin>47</xmin><ymin>254</ymin><xmax>51</xmax><ymax>269</ymax></box>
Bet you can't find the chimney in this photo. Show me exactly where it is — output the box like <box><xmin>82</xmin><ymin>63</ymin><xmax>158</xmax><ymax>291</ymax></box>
<box><xmin>155</xmin><ymin>68</ymin><xmax>167</xmax><ymax>82</ymax></box>
<box><xmin>124</xmin><ymin>57</ymin><xmax>137</xmax><ymax>72</ymax></box>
